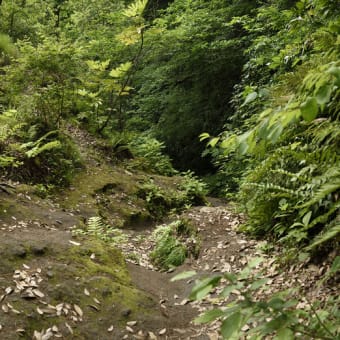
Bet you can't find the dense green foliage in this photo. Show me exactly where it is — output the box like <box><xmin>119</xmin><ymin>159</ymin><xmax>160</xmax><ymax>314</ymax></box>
<box><xmin>0</xmin><ymin>0</ymin><xmax>339</xmax><ymax>337</ymax></box>
<box><xmin>173</xmin><ymin>257</ymin><xmax>340</xmax><ymax>339</ymax></box>
<box><xmin>202</xmin><ymin>0</ymin><xmax>339</xmax><ymax>256</ymax></box>
<box><xmin>0</xmin><ymin>0</ymin><xmax>338</xmax><ymax>253</ymax></box>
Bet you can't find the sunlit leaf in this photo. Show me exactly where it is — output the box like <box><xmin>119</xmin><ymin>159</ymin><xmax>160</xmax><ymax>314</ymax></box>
<box><xmin>300</xmin><ymin>97</ymin><xmax>318</xmax><ymax>122</ymax></box>
<box><xmin>315</xmin><ymin>85</ymin><xmax>332</xmax><ymax>105</ymax></box>
<box><xmin>242</xmin><ymin>92</ymin><xmax>258</xmax><ymax>106</ymax></box>
<box><xmin>221</xmin><ymin>312</ymin><xmax>241</xmax><ymax>339</ymax></box>
<box><xmin>194</xmin><ymin>309</ymin><xmax>224</xmax><ymax>324</ymax></box>
<box><xmin>275</xmin><ymin>328</ymin><xmax>294</xmax><ymax>340</ymax></box>
<box><xmin>171</xmin><ymin>271</ymin><xmax>197</xmax><ymax>282</ymax></box>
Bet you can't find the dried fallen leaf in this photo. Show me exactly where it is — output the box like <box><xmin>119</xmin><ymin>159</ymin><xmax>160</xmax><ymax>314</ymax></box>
<box><xmin>0</xmin><ymin>324</ymin><xmax>2</xmax><ymax>331</ymax></box>
<box><xmin>33</xmin><ymin>330</ymin><xmax>42</xmax><ymax>340</ymax></box>
<box><xmin>33</xmin><ymin>289</ymin><xmax>45</xmax><ymax>298</ymax></box>
<box><xmin>148</xmin><ymin>331</ymin><xmax>157</xmax><ymax>340</ymax></box>
<box><xmin>126</xmin><ymin>326</ymin><xmax>134</xmax><ymax>333</ymax></box>
<box><xmin>208</xmin><ymin>332</ymin><xmax>219</xmax><ymax>340</ymax></box>
<box><xmin>127</xmin><ymin>321</ymin><xmax>137</xmax><ymax>327</ymax></box>
<box><xmin>88</xmin><ymin>304</ymin><xmax>100</xmax><ymax>311</ymax></box>
<box><xmin>107</xmin><ymin>325</ymin><xmax>114</xmax><ymax>332</ymax></box>
<box><xmin>37</xmin><ymin>307</ymin><xmax>44</xmax><ymax>315</ymax></box>
<box><xmin>11</xmin><ymin>308</ymin><xmax>21</xmax><ymax>314</ymax></box>
<box><xmin>65</xmin><ymin>322</ymin><xmax>73</xmax><ymax>335</ymax></box>
<box><xmin>84</xmin><ymin>288</ymin><xmax>90</xmax><ymax>296</ymax></box>
<box><xmin>74</xmin><ymin>304</ymin><xmax>83</xmax><ymax>317</ymax></box>
<box><xmin>5</xmin><ymin>287</ymin><xmax>13</xmax><ymax>295</ymax></box>
<box><xmin>93</xmin><ymin>297</ymin><xmax>101</xmax><ymax>304</ymax></box>
<box><xmin>159</xmin><ymin>328</ymin><xmax>167</xmax><ymax>335</ymax></box>
<box><xmin>52</xmin><ymin>325</ymin><xmax>59</xmax><ymax>333</ymax></box>
<box><xmin>2</xmin><ymin>304</ymin><xmax>9</xmax><ymax>313</ymax></box>
<box><xmin>69</xmin><ymin>240</ymin><xmax>81</xmax><ymax>246</ymax></box>
<box><xmin>180</xmin><ymin>299</ymin><xmax>189</xmax><ymax>305</ymax></box>
<box><xmin>22</xmin><ymin>264</ymin><xmax>30</xmax><ymax>269</ymax></box>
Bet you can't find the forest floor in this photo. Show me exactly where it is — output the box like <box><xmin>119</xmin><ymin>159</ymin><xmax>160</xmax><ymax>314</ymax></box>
<box><xmin>0</xmin><ymin>127</ymin><xmax>337</xmax><ymax>339</ymax></box>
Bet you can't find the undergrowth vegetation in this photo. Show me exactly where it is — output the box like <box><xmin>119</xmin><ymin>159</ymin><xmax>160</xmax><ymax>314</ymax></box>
<box><xmin>137</xmin><ymin>173</ymin><xmax>207</xmax><ymax>219</ymax></box>
<box><xmin>201</xmin><ymin>0</ymin><xmax>339</xmax><ymax>259</ymax></box>
<box><xmin>173</xmin><ymin>256</ymin><xmax>340</xmax><ymax>339</ymax></box>
<box><xmin>150</xmin><ymin>219</ymin><xmax>200</xmax><ymax>270</ymax></box>
<box><xmin>73</xmin><ymin>216</ymin><xmax>127</xmax><ymax>245</ymax></box>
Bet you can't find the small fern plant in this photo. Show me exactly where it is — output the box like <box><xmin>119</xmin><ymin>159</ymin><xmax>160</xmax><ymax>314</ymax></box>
<box><xmin>73</xmin><ymin>216</ymin><xmax>127</xmax><ymax>244</ymax></box>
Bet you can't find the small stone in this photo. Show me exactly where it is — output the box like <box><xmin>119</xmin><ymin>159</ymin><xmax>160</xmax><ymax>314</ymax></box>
<box><xmin>121</xmin><ymin>309</ymin><xmax>131</xmax><ymax>317</ymax></box>
<box><xmin>11</xmin><ymin>246</ymin><xmax>27</xmax><ymax>258</ymax></box>
<box><xmin>46</xmin><ymin>271</ymin><xmax>54</xmax><ymax>278</ymax></box>
<box><xmin>101</xmin><ymin>288</ymin><xmax>112</xmax><ymax>297</ymax></box>
<box><xmin>31</xmin><ymin>244</ymin><xmax>47</xmax><ymax>256</ymax></box>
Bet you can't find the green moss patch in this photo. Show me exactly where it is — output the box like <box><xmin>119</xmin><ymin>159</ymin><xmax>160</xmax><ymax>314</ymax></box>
<box><xmin>0</xmin><ymin>237</ymin><xmax>156</xmax><ymax>339</ymax></box>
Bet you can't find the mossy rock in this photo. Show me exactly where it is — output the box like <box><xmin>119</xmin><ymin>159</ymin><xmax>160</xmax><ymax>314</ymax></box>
<box><xmin>0</xmin><ymin>237</ymin><xmax>156</xmax><ymax>339</ymax></box>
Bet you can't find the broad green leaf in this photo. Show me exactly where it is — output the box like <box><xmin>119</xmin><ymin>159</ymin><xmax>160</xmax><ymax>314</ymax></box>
<box><xmin>330</xmin><ymin>256</ymin><xmax>340</xmax><ymax>274</ymax></box>
<box><xmin>257</xmin><ymin>119</ymin><xmax>269</xmax><ymax>139</ymax></box>
<box><xmin>224</xmin><ymin>273</ymin><xmax>237</xmax><ymax>284</ymax></box>
<box><xmin>268</xmin><ymin>297</ymin><xmax>285</xmax><ymax>310</ymax></box>
<box><xmin>207</xmin><ymin>137</ymin><xmax>220</xmax><ymax>148</ymax></box>
<box><xmin>281</xmin><ymin>109</ymin><xmax>300</xmax><ymax>127</ymax></box>
<box><xmin>171</xmin><ymin>271</ymin><xmax>197</xmax><ymax>282</ymax></box>
<box><xmin>302</xmin><ymin>211</ymin><xmax>312</xmax><ymax>226</ymax></box>
<box><xmin>196</xmin><ymin>284</ymin><xmax>213</xmax><ymax>300</ymax></box>
<box><xmin>221</xmin><ymin>312</ymin><xmax>241</xmax><ymax>339</ymax></box>
<box><xmin>190</xmin><ymin>276</ymin><xmax>222</xmax><ymax>300</ymax></box>
<box><xmin>275</xmin><ymin>328</ymin><xmax>294</xmax><ymax>340</ymax></box>
<box><xmin>237</xmin><ymin>141</ymin><xmax>249</xmax><ymax>155</ymax></box>
<box><xmin>300</xmin><ymin>97</ymin><xmax>318</xmax><ymax>122</ymax></box>
<box><xmin>199</xmin><ymin>132</ymin><xmax>210</xmax><ymax>141</ymax></box>
<box><xmin>264</xmin><ymin>315</ymin><xmax>288</xmax><ymax>333</ymax></box>
<box><xmin>194</xmin><ymin>309</ymin><xmax>224</xmax><ymax>324</ymax></box>
<box><xmin>315</xmin><ymin>85</ymin><xmax>332</xmax><ymax>105</ymax></box>
<box><xmin>267</xmin><ymin>122</ymin><xmax>283</xmax><ymax>143</ymax></box>
<box><xmin>249</xmin><ymin>278</ymin><xmax>268</xmax><ymax>291</ymax></box>
<box><xmin>219</xmin><ymin>135</ymin><xmax>237</xmax><ymax>150</ymax></box>
<box><xmin>327</xmin><ymin>65</ymin><xmax>340</xmax><ymax>86</ymax></box>
<box><xmin>247</xmin><ymin>257</ymin><xmax>264</xmax><ymax>268</ymax></box>
<box><xmin>242</xmin><ymin>92</ymin><xmax>258</xmax><ymax>106</ymax></box>
<box><xmin>221</xmin><ymin>285</ymin><xmax>238</xmax><ymax>297</ymax></box>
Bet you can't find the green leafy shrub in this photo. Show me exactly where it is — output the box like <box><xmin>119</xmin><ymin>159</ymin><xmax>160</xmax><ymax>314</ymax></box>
<box><xmin>150</xmin><ymin>219</ymin><xmax>199</xmax><ymax>269</ymax></box>
<box><xmin>179</xmin><ymin>171</ymin><xmax>208</xmax><ymax>206</ymax></box>
<box><xmin>173</xmin><ymin>257</ymin><xmax>340</xmax><ymax>339</ymax></box>
<box><xmin>128</xmin><ymin>134</ymin><xmax>176</xmax><ymax>176</ymax></box>
<box><xmin>200</xmin><ymin>1</ymin><xmax>340</xmax><ymax>256</ymax></box>
<box><xmin>137</xmin><ymin>181</ymin><xmax>174</xmax><ymax>219</ymax></box>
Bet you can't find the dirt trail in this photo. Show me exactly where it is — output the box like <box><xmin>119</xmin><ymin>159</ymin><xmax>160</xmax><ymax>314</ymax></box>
<box><xmin>0</xmin><ymin>128</ymin><xmax>337</xmax><ymax>339</ymax></box>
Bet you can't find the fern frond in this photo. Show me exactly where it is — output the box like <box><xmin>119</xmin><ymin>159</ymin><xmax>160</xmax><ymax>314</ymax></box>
<box><xmin>300</xmin><ymin>180</ymin><xmax>340</xmax><ymax>208</ymax></box>
<box><xmin>25</xmin><ymin>140</ymin><xmax>61</xmax><ymax>158</ymax></box>
<box><xmin>87</xmin><ymin>216</ymin><xmax>105</xmax><ymax>230</ymax></box>
<box><xmin>306</xmin><ymin>201</ymin><xmax>340</xmax><ymax>230</ymax></box>
<box><xmin>306</xmin><ymin>223</ymin><xmax>340</xmax><ymax>251</ymax></box>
